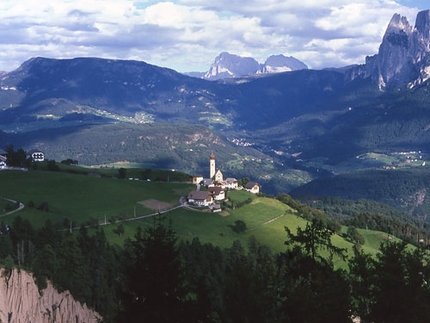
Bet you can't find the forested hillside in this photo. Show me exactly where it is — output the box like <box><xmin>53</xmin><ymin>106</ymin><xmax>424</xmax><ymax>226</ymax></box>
<box><xmin>1</xmin><ymin>209</ymin><xmax>430</xmax><ymax>322</ymax></box>
<box><xmin>291</xmin><ymin>166</ymin><xmax>430</xmax><ymax>217</ymax></box>
<box><xmin>2</xmin><ymin>155</ymin><xmax>430</xmax><ymax>322</ymax></box>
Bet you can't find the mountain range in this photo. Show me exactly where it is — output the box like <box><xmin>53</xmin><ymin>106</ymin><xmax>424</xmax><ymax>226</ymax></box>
<box><xmin>2</xmin><ymin>10</ymin><xmax>430</xmax><ymax>209</ymax></box>
<box><xmin>193</xmin><ymin>52</ymin><xmax>308</xmax><ymax>80</ymax></box>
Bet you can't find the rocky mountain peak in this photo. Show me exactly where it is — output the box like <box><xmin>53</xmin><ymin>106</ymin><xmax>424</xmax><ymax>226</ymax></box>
<box><xmin>415</xmin><ymin>10</ymin><xmax>430</xmax><ymax>38</ymax></box>
<box><xmin>385</xmin><ymin>13</ymin><xmax>412</xmax><ymax>35</ymax></box>
<box><xmin>260</xmin><ymin>54</ymin><xmax>308</xmax><ymax>74</ymax></box>
<box><xmin>203</xmin><ymin>52</ymin><xmax>307</xmax><ymax>80</ymax></box>
<box><xmin>204</xmin><ymin>52</ymin><xmax>261</xmax><ymax>80</ymax></box>
<box><xmin>363</xmin><ymin>9</ymin><xmax>430</xmax><ymax>89</ymax></box>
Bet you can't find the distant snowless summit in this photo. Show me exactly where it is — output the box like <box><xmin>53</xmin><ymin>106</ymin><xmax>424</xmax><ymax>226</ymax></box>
<box><xmin>186</xmin><ymin>52</ymin><xmax>308</xmax><ymax>80</ymax></box>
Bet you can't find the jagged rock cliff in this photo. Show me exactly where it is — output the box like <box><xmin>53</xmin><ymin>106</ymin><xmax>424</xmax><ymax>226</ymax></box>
<box><xmin>362</xmin><ymin>9</ymin><xmax>430</xmax><ymax>89</ymax></box>
<box><xmin>204</xmin><ymin>52</ymin><xmax>261</xmax><ymax>79</ymax></box>
<box><xmin>0</xmin><ymin>268</ymin><xmax>100</xmax><ymax>323</ymax></box>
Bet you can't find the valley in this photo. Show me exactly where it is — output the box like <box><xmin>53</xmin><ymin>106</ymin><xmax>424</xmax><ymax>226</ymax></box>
<box><xmin>0</xmin><ymin>166</ymin><xmax>401</xmax><ymax>260</ymax></box>
<box><xmin>1</xmin><ymin>165</ymin><xmax>428</xmax><ymax>322</ymax></box>
<box><xmin>2</xmin><ymin>4</ymin><xmax>430</xmax><ymax>323</ymax></box>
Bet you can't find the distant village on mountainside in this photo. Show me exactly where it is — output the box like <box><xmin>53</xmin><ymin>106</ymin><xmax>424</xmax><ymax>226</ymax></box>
<box><xmin>187</xmin><ymin>153</ymin><xmax>260</xmax><ymax>212</ymax></box>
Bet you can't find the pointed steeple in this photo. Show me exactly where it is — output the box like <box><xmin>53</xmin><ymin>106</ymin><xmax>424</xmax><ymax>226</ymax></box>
<box><xmin>210</xmin><ymin>153</ymin><xmax>216</xmax><ymax>179</ymax></box>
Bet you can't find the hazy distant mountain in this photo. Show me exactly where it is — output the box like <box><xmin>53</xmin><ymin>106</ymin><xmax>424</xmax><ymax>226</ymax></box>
<box><xmin>203</xmin><ymin>52</ymin><xmax>261</xmax><ymax>80</ymax></box>
<box><xmin>260</xmin><ymin>54</ymin><xmax>308</xmax><ymax>74</ymax></box>
<box><xmin>201</xmin><ymin>52</ymin><xmax>308</xmax><ymax>80</ymax></box>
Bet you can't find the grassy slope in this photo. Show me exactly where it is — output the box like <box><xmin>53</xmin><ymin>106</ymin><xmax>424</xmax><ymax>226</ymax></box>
<box><xmin>0</xmin><ymin>169</ymin><xmax>391</xmax><ymax>265</ymax></box>
<box><xmin>0</xmin><ymin>169</ymin><xmax>193</xmax><ymax>227</ymax></box>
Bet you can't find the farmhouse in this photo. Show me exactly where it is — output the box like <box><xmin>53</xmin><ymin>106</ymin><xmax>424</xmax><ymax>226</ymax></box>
<box><xmin>0</xmin><ymin>156</ymin><xmax>6</xmax><ymax>169</ymax></box>
<box><xmin>245</xmin><ymin>181</ymin><xmax>260</xmax><ymax>194</ymax></box>
<box><xmin>191</xmin><ymin>175</ymin><xmax>204</xmax><ymax>184</ymax></box>
<box><xmin>207</xmin><ymin>186</ymin><xmax>226</xmax><ymax>201</ymax></box>
<box><xmin>224</xmin><ymin>177</ymin><xmax>238</xmax><ymax>189</ymax></box>
<box><xmin>0</xmin><ymin>149</ymin><xmax>7</xmax><ymax>169</ymax></box>
<box><xmin>187</xmin><ymin>191</ymin><xmax>214</xmax><ymax>206</ymax></box>
<box><xmin>27</xmin><ymin>149</ymin><xmax>45</xmax><ymax>162</ymax></box>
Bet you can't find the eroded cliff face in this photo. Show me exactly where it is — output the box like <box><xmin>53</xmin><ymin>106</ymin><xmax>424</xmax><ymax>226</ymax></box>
<box><xmin>0</xmin><ymin>268</ymin><xmax>100</xmax><ymax>323</ymax></box>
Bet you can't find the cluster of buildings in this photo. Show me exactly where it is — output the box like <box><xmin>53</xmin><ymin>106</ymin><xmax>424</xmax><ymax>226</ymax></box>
<box><xmin>187</xmin><ymin>153</ymin><xmax>260</xmax><ymax>210</ymax></box>
<box><xmin>0</xmin><ymin>148</ymin><xmax>45</xmax><ymax>169</ymax></box>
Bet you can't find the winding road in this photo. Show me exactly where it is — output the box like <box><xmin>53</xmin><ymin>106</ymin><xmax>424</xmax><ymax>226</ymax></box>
<box><xmin>0</xmin><ymin>197</ymin><xmax>24</xmax><ymax>217</ymax></box>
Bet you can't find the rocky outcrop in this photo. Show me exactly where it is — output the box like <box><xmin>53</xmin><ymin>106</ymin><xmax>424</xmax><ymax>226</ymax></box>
<box><xmin>359</xmin><ymin>10</ymin><xmax>430</xmax><ymax>89</ymax></box>
<box><xmin>0</xmin><ymin>268</ymin><xmax>100</xmax><ymax>323</ymax></box>
<box><xmin>204</xmin><ymin>52</ymin><xmax>261</xmax><ymax>80</ymax></box>
<box><xmin>203</xmin><ymin>52</ymin><xmax>307</xmax><ymax>80</ymax></box>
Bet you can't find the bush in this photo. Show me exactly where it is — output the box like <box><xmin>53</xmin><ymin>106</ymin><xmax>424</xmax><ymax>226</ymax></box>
<box><xmin>229</xmin><ymin>220</ymin><xmax>247</xmax><ymax>233</ymax></box>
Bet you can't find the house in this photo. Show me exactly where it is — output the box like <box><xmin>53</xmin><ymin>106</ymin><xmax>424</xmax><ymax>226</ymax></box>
<box><xmin>0</xmin><ymin>155</ymin><xmax>6</xmax><ymax>169</ymax></box>
<box><xmin>224</xmin><ymin>177</ymin><xmax>238</xmax><ymax>189</ymax></box>
<box><xmin>187</xmin><ymin>191</ymin><xmax>214</xmax><ymax>206</ymax></box>
<box><xmin>191</xmin><ymin>175</ymin><xmax>204</xmax><ymax>185</ymax></box>
<box><xmin>245</xmin><ymin>181</ymin><xmax>260</xmax><ymax>194</ymax></box>
<box><xmin>207</xmin><ymin>186</ymin><xmax>226</xmax><ymax>201</ymax></box>
<box><xmin>27</xmin><ymin>149</ymin><xmax>45</xmax><ymax>162</ymax></box>
<box><xmin>0</xmin><ymin>150</ymin><xmax>7</xmax><ymax>169</ymax></box>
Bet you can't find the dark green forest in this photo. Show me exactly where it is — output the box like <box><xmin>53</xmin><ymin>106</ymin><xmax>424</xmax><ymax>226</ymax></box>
<box><xmin>2</xmin><ymin>201</ymin><xmax>430</xmax><ymax>323</ymax></box>
<box><xmin>291</xmin><ymin>166</ymin><xmax>430</xmax><ymax>218</ymax></box>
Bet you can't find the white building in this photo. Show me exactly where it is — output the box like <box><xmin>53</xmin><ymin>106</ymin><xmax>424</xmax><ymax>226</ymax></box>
<box><xmin>27</xmin><ymin>149</ymin><xmax>45</xmax><ymax>162</ymax></box>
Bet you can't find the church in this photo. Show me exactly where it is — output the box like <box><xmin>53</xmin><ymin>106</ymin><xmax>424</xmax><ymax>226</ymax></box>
<box><xmin>210</xmin><ymin>152</ymin><xmax>223</xmax><ymax>183</ymax></box>
<box><xmin>190</xmin><ymin>153</ymin><xmax>257</xmax><ymax>192</ymax></box>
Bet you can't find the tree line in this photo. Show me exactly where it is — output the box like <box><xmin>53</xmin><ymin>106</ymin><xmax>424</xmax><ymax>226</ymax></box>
<box><xmin>1</xmin><ymin>210</ymin><xmax>430</xmax><ymax>323</ymax></box>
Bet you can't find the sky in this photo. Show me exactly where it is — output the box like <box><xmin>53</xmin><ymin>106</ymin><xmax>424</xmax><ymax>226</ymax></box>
<box><xmin>0</xmin><ymin>0</ymin><xmax>429</xmax><ymax>73</ymax></box>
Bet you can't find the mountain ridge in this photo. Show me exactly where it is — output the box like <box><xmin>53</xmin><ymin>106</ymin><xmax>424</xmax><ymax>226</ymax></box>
<box><xmin>186</xmin><ymin>52</ymin><xmax>308</xmax><ymax>80</ymax></box>
<box><xmin>2</xmin><ymin>10</ymin><xmax>430</xmax><ymax>196</ymax></box>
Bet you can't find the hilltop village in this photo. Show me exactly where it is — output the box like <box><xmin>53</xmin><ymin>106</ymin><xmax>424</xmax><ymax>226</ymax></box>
<box><xmin>187</xmin><ymin>153</ymin><xmax>260</xmax><ymax>211</ymax></box>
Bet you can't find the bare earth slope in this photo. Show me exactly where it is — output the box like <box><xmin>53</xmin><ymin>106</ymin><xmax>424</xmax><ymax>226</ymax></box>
<box><xmin>0</xmin><ymin>268</ymin><xmax>100</xmax><ymax>323</ymax></box>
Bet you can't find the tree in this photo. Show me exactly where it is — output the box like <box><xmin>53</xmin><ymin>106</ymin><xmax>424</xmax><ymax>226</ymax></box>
<box><xmin>229</xmin><ymin>219</ymin><xmax>247</xmax><ymax>233</ymax></box>
<box><xmin>238</xmin><ymin>177</ymin><xmax>250</xmax><ymax>187</ymax></box>
<box><xmin>113</xmin><ymin>224</ymin><xmax>125</xmax><ymax>237</ymax></box>
<box><xmin>278</xmin><ymin>247</ymin><xmax>352</xmax><ymax>323</ymax></box>
<box><xmin>5</xmin><ymin>144</ymin><xmax>27</xmax><ymax>167</ymax></box>
<box><xmin>60</xmin><ymin>158</ymin><xmax>78</xmax><ymax>165</ymax></box>
<box><xmin>9</xmin><ymin>216</ymin><xmax>36</xmax><ymax>266</ymax></box>
<box><xmin>350</xmin><ymin>241</ymin><xmax>430</xmax><ymax>323</ymax></box>
<box><xmin>179</xmin><ymin>237</ymin><xmax>226</xmax><ymax>322</ymax></box>
<box><xmin>55</xmin><ymin>234</ymin><xmax>92</xmax><ymax>301</ymax></box>
<box><xmin>47</xmin><ymin>159</ymin><xmax>59</xmax><ymax>171</ymax></box>
<box><xmin>118</xmin><ymin>167</ymin><xmax>127</xmax><ymax>179</ymax></box>
<box><xmin>285</xmin><ymin>218</ymin><xmax>347</xmax><ymax>262</ymax></box>
<box><xmin>121</xmin><ymin>216</ymin><xmax>185</xmax><ymax>322</ymax></box>
<box><xmin>33</xmin><ymin>244</ymin><xmax>58</xmax><ymax>290</ymax></box>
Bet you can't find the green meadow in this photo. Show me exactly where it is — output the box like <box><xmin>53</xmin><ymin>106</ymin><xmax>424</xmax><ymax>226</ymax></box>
<box><xmin>0</xmin><ymin>169</ymin><xmax>193</xmax><ymax>227</ymax></box>
<box><xmin>0</xmin><ymin>169</ymin><xmax>391</xmax><ymax>265</ymax></box>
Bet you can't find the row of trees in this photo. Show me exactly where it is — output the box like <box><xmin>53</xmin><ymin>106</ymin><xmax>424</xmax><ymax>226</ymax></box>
<box><xmin>1</xmin><ymin>214</ymin><xmax>430</xmax><ymax>322</ymax></box>
<box><xmin>283</xmin><ymin>194</ymin><xmax>430</xmax><ymax>247</ymax></box>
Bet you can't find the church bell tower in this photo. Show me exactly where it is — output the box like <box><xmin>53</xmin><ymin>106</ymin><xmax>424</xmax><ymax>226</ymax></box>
<box><xmin>210</xmin><ymin>153</ymin><xmax>216</xmax><ymax>179</ymax></box>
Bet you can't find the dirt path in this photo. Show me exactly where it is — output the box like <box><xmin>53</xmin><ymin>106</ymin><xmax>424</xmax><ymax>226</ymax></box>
<box><xmin>0</xmin><ymin>197</ymin><xmax>24</xmax><ymax>217</ymax></box>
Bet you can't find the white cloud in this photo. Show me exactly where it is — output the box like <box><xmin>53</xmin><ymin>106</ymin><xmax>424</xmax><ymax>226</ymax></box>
<box><xmin>0</xmin><ymin>0</ymin><xmax>424</xmax><ymax>72</ymax></box>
